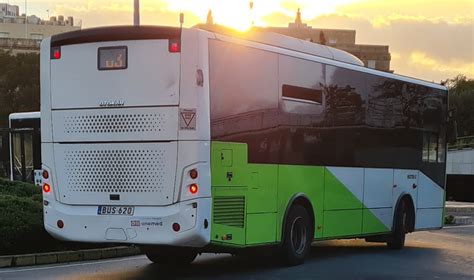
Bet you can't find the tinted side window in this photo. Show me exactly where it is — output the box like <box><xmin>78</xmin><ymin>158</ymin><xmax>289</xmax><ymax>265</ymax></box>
<box><xmin>209</xmin><ymin>40</ymin><xmax>278</xmax><ymax>121</ymax></box>
<box><xmin>325</xmin><ymin>65</ymin><xmax>367</xmax><ymax>126</ymax></box>
<box><xmin>366</xmin><ymin>76</ymin><xmax>404</xmax><ymax>128</ymax></box>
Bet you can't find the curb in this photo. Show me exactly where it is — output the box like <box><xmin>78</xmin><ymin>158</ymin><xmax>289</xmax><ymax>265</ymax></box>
<box><xmin>453</xmin><ymin>216</ymin><xmax>474</xmax><ymax>225</ymax></box>
<box><xmin>0</xmin><ymin>246</ymin><xmax>141</xmax><ymax>269</ymax></box>
<box><xmin>445</xmin><ymin>207</ymin><xmax>474</xmax><ymax>215</ymax></box>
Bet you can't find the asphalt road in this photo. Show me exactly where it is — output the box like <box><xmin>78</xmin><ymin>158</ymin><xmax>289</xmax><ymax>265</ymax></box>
<box><xmin>1</xmin><ymin>225</ymin><xmax>473</xmax><ymax>280</ymax></box>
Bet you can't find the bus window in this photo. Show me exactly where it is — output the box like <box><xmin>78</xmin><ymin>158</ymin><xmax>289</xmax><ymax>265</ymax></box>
<box><xmin>423</xmin><ymin>131</ymin><xmax>440</xmax><ymax>163</ymax></box>
<box><xmin>279</xmin><ymin>55</ymin><xmax>325</xmax><ymax>116</ymax></box>
<box><xmin>429</xmin><ymin>133</ymin><xmax>438</xmax><ymax>163</ymax></box>
<box><xmin>282</xmin><ymin>84</ymin><xmax>322</xmax><ymax>104</ymax></box>
<box><xmin>438</xmin><ymin>133</ymin><xmax>446</xmax><ymax>163</ymax></box>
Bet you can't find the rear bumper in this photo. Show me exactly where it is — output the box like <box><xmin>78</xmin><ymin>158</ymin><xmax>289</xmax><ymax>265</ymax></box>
<box><xmin>44</xmin><ymin>198</ymin><xmax>212</xmax><ymax>248</ymax></box>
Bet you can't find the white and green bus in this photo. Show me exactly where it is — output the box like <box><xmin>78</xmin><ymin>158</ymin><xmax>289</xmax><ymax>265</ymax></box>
<box><xmin>40</xmin><ymin>26</ymin><xmax>448</xmax><ymax>266</ymax></box>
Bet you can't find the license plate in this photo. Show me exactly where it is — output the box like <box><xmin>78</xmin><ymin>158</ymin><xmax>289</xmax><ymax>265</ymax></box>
<box><xmin>97</xmin><ymin>205</ymin><xmax>134</xmax><ymax>216</ymax></box>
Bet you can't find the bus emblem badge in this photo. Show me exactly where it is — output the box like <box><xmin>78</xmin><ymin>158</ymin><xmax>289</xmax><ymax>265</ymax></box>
<box><xmin>99</xmin><ymin>100</ymin><xmax>125</xmax><ymax>108</ymax></box>
<box><xmin>180</xmin><ymin>109</ymin><xmax>197</xmax><ymax>130</ymax></box>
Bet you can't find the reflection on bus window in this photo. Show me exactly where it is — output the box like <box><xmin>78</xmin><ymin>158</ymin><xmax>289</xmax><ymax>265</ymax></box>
<box><xmin>423</xmin><ymin>132</ymin><xmax>441</xmax><ymax>163</ymax></box>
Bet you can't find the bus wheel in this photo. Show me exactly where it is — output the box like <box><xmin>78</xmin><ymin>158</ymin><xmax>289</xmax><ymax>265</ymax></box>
<box><xmin>144</xmin><ymin>247</ymin><xmax>197</xmax><ymax>266</ymax></box>
<box><xmin>387</xmin><ymin>200</ymin><xmax>407</xmax><ymax>250</ymax></box>
<box><xmin>281</xmin><ymin>204</ymin><xmax>312</xmax><ymax>266</ymax></box>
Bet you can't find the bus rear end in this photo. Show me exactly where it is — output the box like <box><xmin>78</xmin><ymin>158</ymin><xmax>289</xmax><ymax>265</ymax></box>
<box><xmin>40</xmin><ymin>26</ymin><xmax>211</xmax><ymax>248</ymax></box>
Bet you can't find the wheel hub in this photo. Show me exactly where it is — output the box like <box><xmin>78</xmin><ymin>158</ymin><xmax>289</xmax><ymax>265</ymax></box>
<box><xmin>290</xmin><ymin>216</ymin><xmax>307</xmax><ymax>255</ymax></box>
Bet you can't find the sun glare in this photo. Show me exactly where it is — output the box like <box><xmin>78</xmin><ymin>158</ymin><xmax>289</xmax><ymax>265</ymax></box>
<box><xmin>160</xmin><ymin>0</ymin><xmax>361</xmax><ymax>31</ymax></box>
<box><xmin>163</xmin><ymin>0</ymin><xmax>270</xmax><ymax>31</ymax></box>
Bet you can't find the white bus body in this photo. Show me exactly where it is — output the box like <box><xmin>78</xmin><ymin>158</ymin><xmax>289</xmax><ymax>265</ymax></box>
<box><xmin>41</xmin><ymin>26</ymin><xmax>447</xmax><ymax>259</ymax></box>
<box><xmin>41</xmin><ymin>27</ymin><xmax>212</xmax><ymax>247</ymax></box>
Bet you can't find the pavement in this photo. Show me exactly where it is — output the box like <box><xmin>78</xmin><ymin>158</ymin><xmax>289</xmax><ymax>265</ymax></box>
<box><xmin>446</xmin><ymin>201</ymin><xmax>474</xmax><ymax>225</ymax></box>
<box><xmin>0</xmin><ymin>225</ymin><xmax>473</xmax><ymax>280</ymax></box>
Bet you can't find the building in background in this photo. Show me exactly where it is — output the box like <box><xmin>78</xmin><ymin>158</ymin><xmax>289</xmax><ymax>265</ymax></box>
<box><xmin>0</xmin><ymin>3</ymin><xmax>81</xmax><ymax>54</ymax></box>
<box><xmin>265</xmin><ymin>9</ymin><xmax>391</xmax><ymax>72</ymax></box>
<box><xmin>199</xmin><ymin>8</ymin><xmax>392</xmax><ymax>72</ymax></box>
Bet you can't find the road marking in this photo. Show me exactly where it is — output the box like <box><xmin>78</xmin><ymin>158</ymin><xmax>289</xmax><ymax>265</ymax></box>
<box><xmin>0</xmin><ymin>255</ymin><xmax>147</xmax><ymax>274</ymax></box>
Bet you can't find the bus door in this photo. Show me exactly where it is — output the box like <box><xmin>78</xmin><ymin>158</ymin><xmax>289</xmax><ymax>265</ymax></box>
<box><xmin>10</xmin><ymin>128</ymin><xmax>35</xmax><ymax>182</ymax></box>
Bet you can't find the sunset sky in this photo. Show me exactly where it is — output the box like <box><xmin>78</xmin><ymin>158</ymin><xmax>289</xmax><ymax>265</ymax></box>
<box><xmin>10</xmin><ymin>0</ymin><xmax>474</xmax><ymax>82</ymax></box>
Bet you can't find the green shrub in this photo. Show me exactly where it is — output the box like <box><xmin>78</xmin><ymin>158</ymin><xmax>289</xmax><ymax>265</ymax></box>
<box><xmin>0</xmin><ymin>179</ymin><xmax>113</xmax><ymax>255</ymax></box>
<box><xmin>0</xmin><ymin>178</ymin><xmax>41</xmax><ymax>198</ymax></box>
<box><xmin>444</xmin><ymin>215</ymin><xmax>455</xmax><ymax>225</ymax></box>
<box><xmin>0</xmin><ymin>194</ymin><xmax>45</xmax><ymax>252</ymax></box>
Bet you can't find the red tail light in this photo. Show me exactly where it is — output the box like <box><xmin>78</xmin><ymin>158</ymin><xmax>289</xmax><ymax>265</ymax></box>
<box><xmin>43</xmin><ymin>183</ymin><xmax>51</xmax><ymax>193</ymax></box>
<box><xmin>57</xmin><ymin>220</ymin><xmax>64</xmax><ymax>229</ymax></box>
<box><xmin>169</xmin><ymin>40</ymin><xmax>180</xmax><ymax>53</ymax></box>
<box><xmin>189</xmin><ymin>184</ymin><xmax>198</xmax><ymax>194</ymax></box>
<box><xmin>51</xmin><ymin>47</ymin><xmax>61</xmax><ymax>59</ymax></box>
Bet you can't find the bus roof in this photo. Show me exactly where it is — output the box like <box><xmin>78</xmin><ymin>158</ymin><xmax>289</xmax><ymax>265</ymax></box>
<box><xmin>51</xmin><ymin>25</ymin><xmax>181</xmax><ymax>47</ymax></box>
<box><xmin>204</xmin><ymin>28</ymin><xmax>447</xmax><ymax>91</ymax></box>
<box><xmin>48</xmin><ymin>25</ymin><xmax>447</xmax><ymax>92</ymax></box>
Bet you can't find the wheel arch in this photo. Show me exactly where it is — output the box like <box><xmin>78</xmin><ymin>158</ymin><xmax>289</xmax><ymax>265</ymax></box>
<box><xmin>393</xmin><ymin>193</ymin><xmax>416</xmax><ymax>232</ymax></box>
<box><xmin>280</xmin><ymin>193</ymin><xmax>315</xmax><ymax>245</ymax></box>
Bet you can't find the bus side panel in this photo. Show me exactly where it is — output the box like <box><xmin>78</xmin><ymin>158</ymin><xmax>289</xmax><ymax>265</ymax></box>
<box><xmin>177</xmin><ymin>29</ymin><xmax>211</xmax><ymax>142</ymax></box>
<box><xmin>277</xmin><ymin>165</ymin><xmax>324</xmax><ymax>240</ymax></box>
<box><xmin>322</xmin><ymin>167</ymin><xmax>363</xmax><ymax>238</ymax></box>
<box><xmin>40</xmin><ymin>38</ymin><xmax>52</xmax><ymax>143</ymax></box>
<box><xmin>415</xmin><ymin>172</ymin><xmax>444</xmax><ymax>230</ymax></box>
<box><xmin>210</xmin><ymin>142</ymin><xmax>278</xmax><ymax>246</ymax></box>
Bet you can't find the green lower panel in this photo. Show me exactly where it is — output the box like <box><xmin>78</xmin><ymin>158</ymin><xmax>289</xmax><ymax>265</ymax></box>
<box><xmin>211</xmin><ymin>224</ymin><xmax>246</xmax><ymax>246</ymax></box>
<box><xmin>246</xmin><ymin>213</ymin><xmax>277</xmax><ymax>245</ymax></box>
<box><xmin>324</xmin><ymin>169</ymin><xmax>363</xmax><ymax>210</ymax></box>
<box><xmin>362</xmin><ymin>209</ymin><xmax>390</xmax><ymax>234</ymax></box>
<box><xmin>323</xmin><ymin>209</ymin><xmax>362</xmax><ymax>238</ymax></box>
<box><xmin>210</xmin><ymin>141</ymin><xmax>393</xmax><ymax>247</ymax></box>
<box><xmin>211</xmin><ymin>187</ymin><xmax>247</xmax><ymax>246</ymax></box>
<box><xmin>277</xmin><ymin>165</ymin><xmax>324</xmax><ymax>239</ymax></box>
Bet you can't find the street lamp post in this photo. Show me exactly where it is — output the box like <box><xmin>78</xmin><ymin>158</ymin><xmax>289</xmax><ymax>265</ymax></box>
<box><xmin>134</xmin><ymin>0</ymin><xmax>140</xmax><ymax>26</ymax></box>
<box><xmin>25</xmin><ymin>0</ymin><xmax>28</xmax><ymax>39</ymax></box>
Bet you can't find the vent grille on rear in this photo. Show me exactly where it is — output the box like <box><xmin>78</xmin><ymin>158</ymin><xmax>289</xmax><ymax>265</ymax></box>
<box><xmin>63</xmin><ymin>113</ymin><xmax>166</xmax><ymax>134</ymax></box>
<box><xmin>64</xmin><ymin>148</ymin><xmax>166</xmax><ymax>193</ymax></box>
<box><xmin>213</xmin><ymin>196</ymin><xmax>245</xmax><ymax>228</ymax></box>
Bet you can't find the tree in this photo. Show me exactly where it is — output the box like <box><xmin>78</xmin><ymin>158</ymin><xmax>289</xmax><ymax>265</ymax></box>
<box><xmin>0</xmin><ymin>50</ymin><xmax>40</xmax><ymax>128</ymax></box>
<box><xmin>444</xmin><ymin>75</ymin><xmax>474</xmax><ymax>137</ymax></box>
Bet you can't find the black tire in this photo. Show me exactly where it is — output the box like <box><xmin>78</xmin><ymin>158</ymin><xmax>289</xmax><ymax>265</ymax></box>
<box><xmin>281</xmin><ymin>204</ymin><xmax>313</xmax><ymax>266</ymax></box>
<box><xmin>143</xmin><ymin>247</ymin><xmax>197</xmax><ymax>266</ymax></box>
<box><xmin>387</xmin><ymin>200</ymin><xmax>407</xmax><ymax>250</ymax></box>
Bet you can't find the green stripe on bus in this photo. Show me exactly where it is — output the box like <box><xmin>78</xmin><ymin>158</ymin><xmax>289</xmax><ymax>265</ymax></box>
<box><xmin>210</xmin><ymin>141</ymin><xmax>390</xmax><ymax>247</ymax></box>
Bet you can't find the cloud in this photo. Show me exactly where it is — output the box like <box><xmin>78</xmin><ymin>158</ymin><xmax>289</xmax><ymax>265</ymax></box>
<box><xmin>409</xmin><ymin>52</ymin><xmax>474</xmax><ymax>77</ymax></box>
<box><xmin>302</xmin><ymin>14</ymin><xmax>473</xmax><ymax>81</ymax></box>
<box><xmin>336</xmin><ymin>0</ymin><xmax>474</xmax><ymax>25</ymax></box>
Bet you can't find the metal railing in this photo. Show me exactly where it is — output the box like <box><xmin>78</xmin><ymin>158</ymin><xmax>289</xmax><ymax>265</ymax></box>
<box><xmin>0</xmin><ymin>38</ymin><xmax>41</xmax><ymax>51</ymax></box>
<box><xmin>448</xmin><ymin>136</ymin><xmax>474</xmax><ymax>150</ymax></box>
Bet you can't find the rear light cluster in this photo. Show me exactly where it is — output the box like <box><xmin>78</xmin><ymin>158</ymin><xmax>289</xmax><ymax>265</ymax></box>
<box><xmin>51</xmin><ymin>47</ymin><xmax>61</xmax><ymax>60</ymax></box>
<box><xmin>43</xmin><ymin>183</ymin><xmax>51</xmax><ymax>193</ymax></box>
<box><xmin>168</xmin><ymin>40</ymin><xmax>181</xmax><ymax>53</ymax></box>
<box><xmin>42</xmin><ymin>169</ymin><xmax>51</xmax><ymax>193</ymax></box>
<box><xmin>188</xmin><ymin>169</ymin><xmax>199</xmax><ymax>195</ymax></box>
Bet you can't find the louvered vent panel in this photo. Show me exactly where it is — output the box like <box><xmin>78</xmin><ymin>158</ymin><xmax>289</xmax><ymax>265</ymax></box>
<box><xmin>51</xmin><ymin>107</ymin><xmax>178</xmax><ymax>142</ymax></box>
<box><xmin>213</xmin><ymin>196</ymin><xmax>245</xmax><ymax>228</ymax></box>
<box><xmin>63</xmin><ymin>113</ymin><xmax>166</xmax><ymax>134</ymax></box>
